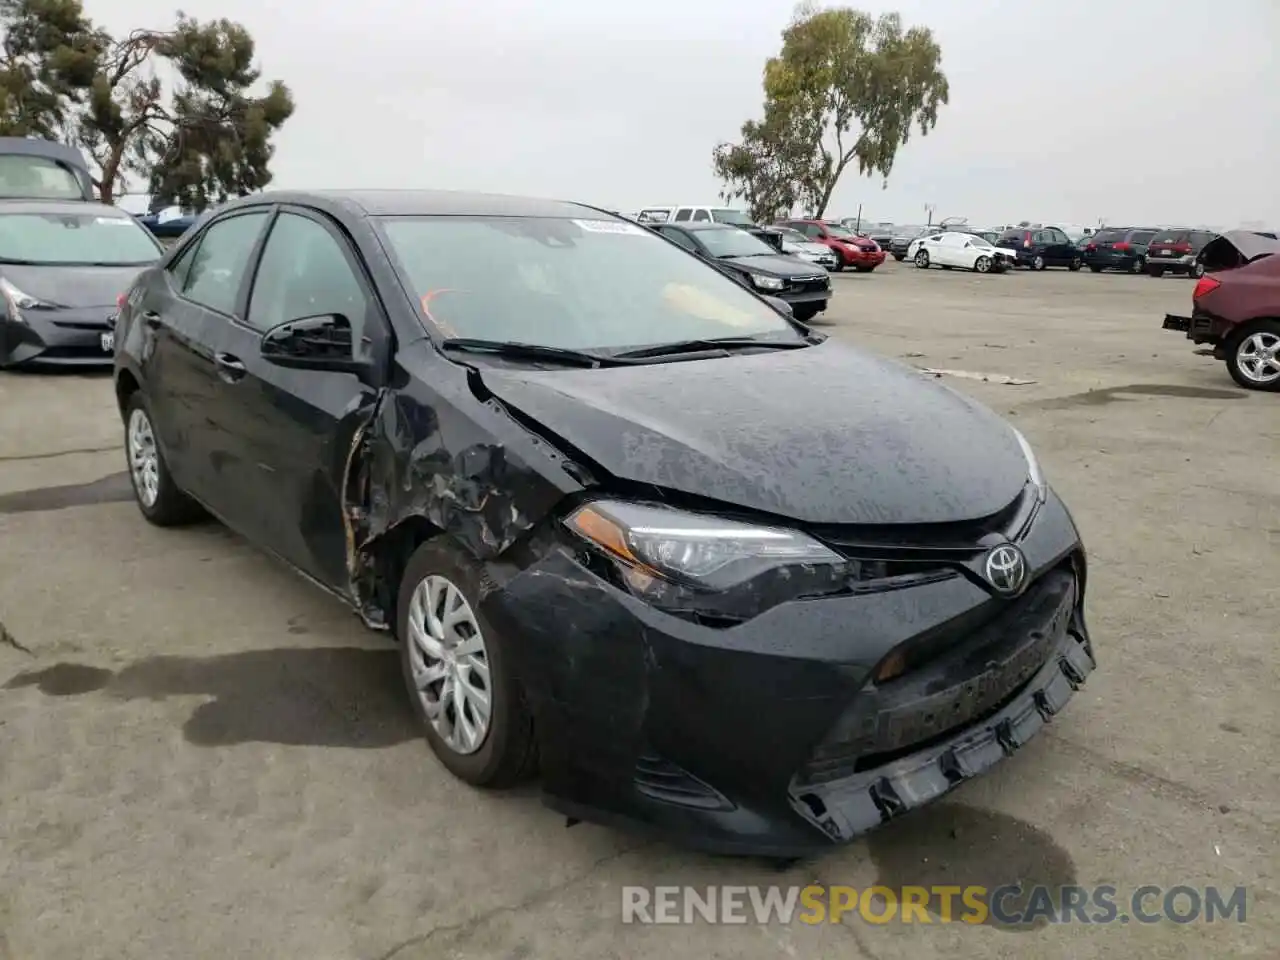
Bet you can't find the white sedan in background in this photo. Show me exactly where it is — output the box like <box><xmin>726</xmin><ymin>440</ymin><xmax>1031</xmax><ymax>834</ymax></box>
<box><xmin>907</xmin><ymin>231</ymin><xmax>1019</xmax><ymax>273</ymax></box>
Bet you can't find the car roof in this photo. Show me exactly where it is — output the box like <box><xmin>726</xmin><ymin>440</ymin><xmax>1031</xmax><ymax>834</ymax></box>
<box><xmin>219</xmin><ymin>189</ymin><xmax>611</xmax><ymax>220</ymax></box>
<box><xmin>0</xmin><ymin>198</ymin><xmax>135</xmax><ymax>217</ymax></box>
<box><xmin>661</xmin><ymin>221</ymin><xmax>738</xmax><ymax>232</ymax></box>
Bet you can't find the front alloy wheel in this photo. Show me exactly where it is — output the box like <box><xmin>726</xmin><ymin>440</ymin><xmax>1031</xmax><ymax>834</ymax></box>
<box><xmin>1227</xmin><ymin>323</ymin><xmax>1280</xmax><ymax>391</ymax></box>
<box><xmin>974</xmin><ymin>255</ymin><xmax>991</xmax><ymax>273</ymax></box>
<box><xmin>397</xmin><ymin>540</ymin><xmax>537</xmax><ymax>787</ymax></box>
<box><xmin>407</xmin><ymin>575</ymin><xmax>492</xmax><ymax>755</ymax></box>
<box><xmin>914</xmin><ymin>249</ymin><xmax>930</xmax><ymax>268</ymax></box>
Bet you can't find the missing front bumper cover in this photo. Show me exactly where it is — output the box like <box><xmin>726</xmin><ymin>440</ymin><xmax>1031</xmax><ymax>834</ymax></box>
<box><xmin>787</xmin><ymin>629</ymin><xmax>1095</xmax><ymax>845</ymax></box>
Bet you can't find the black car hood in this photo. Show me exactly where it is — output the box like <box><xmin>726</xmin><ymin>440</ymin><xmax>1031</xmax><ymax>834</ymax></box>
<box><xmin>0</xmin><ymin>262</ymin><xmax>151</xmax><ymax>308</ymax></box>
<box><xmin>718</xmin><ymin>253</ymin><xmax>826</xmax><ymax>277</ymax></box>
<box><xmin>479</xmin><ymin>341</ymin><xmax>1030</xmax><ymax>525</ymax></box>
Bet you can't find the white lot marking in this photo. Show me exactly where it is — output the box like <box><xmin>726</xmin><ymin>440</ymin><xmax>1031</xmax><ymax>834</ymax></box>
<box><xmin>918</xmin><ymin>367</ymin><xmax>1037</xmax><ymax>385</ymax></box>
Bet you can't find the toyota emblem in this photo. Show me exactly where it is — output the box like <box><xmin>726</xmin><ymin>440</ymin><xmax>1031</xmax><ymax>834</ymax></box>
<box><xmin>983</xmin><ymin>544</ymin><xmax>1027</xmax><ymax>596</ymax></box>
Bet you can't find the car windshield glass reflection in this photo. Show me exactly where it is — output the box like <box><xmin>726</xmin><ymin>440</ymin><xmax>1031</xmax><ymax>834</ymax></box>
<box><xmin>380</xmin><ymin>215</ymin><xmax>798</xmax><ymax>352</ymax></box>
<box><xmin>0</xmin><ymin>212</ymin><xmax>162</xmax><ymax>265</ymax></box>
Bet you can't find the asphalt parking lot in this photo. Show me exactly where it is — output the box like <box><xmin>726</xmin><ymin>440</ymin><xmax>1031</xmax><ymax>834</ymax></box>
<box><xmin>1</xmin><ymin>263</ymin><xmax>1276</xmax><ymax>960</ymax></box>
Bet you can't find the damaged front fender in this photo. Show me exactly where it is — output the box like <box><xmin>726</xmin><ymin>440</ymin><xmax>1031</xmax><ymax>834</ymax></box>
<box><xmin>341</xmin><ymin>354</ymin><xmax>594</xmax><ymax>627</ymax></box>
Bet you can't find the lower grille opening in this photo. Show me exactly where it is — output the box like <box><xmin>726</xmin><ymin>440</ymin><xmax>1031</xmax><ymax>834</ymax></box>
<box><xmin>634</xmin><ymin>754</ymin><xmax>734</xmax><ymax>811</ymax></box>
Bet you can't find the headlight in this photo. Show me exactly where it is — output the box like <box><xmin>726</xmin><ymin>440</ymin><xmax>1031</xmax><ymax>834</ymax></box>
<box><xmin>0</xmin><ymin>278</ymin><xmax>48</xmax><ymax>311</ymax></box>
<box><xmin>1012</xmin><ymin>428</ymin><xmax>1046</xmax><ymax>501</ymax></box>
<box><xmin>749</xmin><ymin>273</ymin><xmax>784</xmax><ymax>291</ymax></box>
<box><xmin>566</xmin><ymin>500</ymin><xmax>840</xmax><ymax>590</ymax></box>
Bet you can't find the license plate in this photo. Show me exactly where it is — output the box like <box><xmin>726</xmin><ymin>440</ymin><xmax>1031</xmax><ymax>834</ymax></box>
<box><xmin>101</xmin><ymin>331</ymin><xmax>114</xmax><ymax>352</ymax></box>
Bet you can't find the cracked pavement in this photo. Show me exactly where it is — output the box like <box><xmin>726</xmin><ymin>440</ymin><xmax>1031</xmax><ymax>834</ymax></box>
<box><xmin>1</xmin><ymin>266</ymin><xmax>1277</xmax><ymax>959</ymax></box>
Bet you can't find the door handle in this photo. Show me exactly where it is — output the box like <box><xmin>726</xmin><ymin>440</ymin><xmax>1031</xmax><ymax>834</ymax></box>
<box><xmin>214</xmin><ymin>352</ymin><xmax>247</xmax><ymax>383</ymax></box>
<box><xmin>141</xmin><ymin>310</ymin><xmax>161</xmax><ymax>328</ymax></box>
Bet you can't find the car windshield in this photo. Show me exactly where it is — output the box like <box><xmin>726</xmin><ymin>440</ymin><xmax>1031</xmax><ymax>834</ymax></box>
<box><xmin>823</xmin><ymin>223</ymin><xmax>857</xmax><ymax>238</ymax></box>
<box><xmin>693</xmin><ymin>227</ymin><xmax>778</xmax><ymax>258</ymax></box>
<box><xmin>709</xmin><ymin>208</ymin><xmax>754</xmax><ymax>226</ymax></box>
<box><xmin>0</xmin><ymin>211</ymin><xmax>162</xmax><ymax>265</ymax></box>
<box><xmin>380</xmin><ymin>215</ymin><xmax>797</xmax><ymax>351</ymax></box>
<box><xmin>0</xmin><ymin>155</ymin><xmax>82</xmax><ymax>199</ymax></box>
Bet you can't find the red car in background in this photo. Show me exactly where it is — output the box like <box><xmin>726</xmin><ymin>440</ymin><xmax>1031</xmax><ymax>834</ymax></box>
<box><xmin>1162</xmin><ymin>230</ymin><xmax>1280</xmax><ymax>391</ymax></box>
<box><xmin>776</xmin><ymin>218</ymin><xmax>886</xmax><ymax>272</ymax></box>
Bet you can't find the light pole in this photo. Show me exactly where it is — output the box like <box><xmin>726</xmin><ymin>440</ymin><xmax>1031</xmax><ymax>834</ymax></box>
<box><xmin>925</xmin><ymin>203</ymin><xmax>936</xmax><ymax>228</ymax></box>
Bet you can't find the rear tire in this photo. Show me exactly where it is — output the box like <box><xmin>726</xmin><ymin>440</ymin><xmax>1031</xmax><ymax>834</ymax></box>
<box><xmin>1150</xmin><ymin>268</ymin><xmax>1165</xmax><ymax>278</ymax></box>
<box><xmin>853</xmin><ymin>265</ymin><xmax>875</xmax><ymax>273</ymax></box>
<box><xmin>123</xmin><ymin>392</ymin><xmax>204</xmax><ymax>527</ymax></box>
<box><xmin>1090</xmin><ymin>265</ymin><xmax>1103</xmax><ymax>273</ymax></box>
<box><xmin>1032</xmin><ymin>254</ymin><xmax>1046</xmax><ymax>271</ymax></box>
<box><xmin>893</xmin><ymin>254</ymin><xmax>906</xmax><ymax>262</ymax></box>
<box><xmin>1224</xmin><ymin>320</ymin><xmax>1280</xmax><ymax>392</ymax></box>
<box><xmin>1069</xmin><ymin>257</ymin><xmax>1082</xmax><ymax>272</ymax></box>
<box><xmin>397</xmin><ymin>539</ymin><xmax>538</xmax><ymax>787</ymax></box>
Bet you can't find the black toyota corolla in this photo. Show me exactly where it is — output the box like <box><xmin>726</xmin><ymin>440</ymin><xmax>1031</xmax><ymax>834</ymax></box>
<box><xmin>112</xmin><ymin>190</ymin><xmax>1096</xmax><ymax>857</ymax></box>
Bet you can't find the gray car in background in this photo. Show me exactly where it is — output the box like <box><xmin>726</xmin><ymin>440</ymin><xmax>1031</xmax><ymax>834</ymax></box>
<box><xmin>0</xmin><ymin>200</ymin><xmax>164</xmax><ymax>367</ymax></box>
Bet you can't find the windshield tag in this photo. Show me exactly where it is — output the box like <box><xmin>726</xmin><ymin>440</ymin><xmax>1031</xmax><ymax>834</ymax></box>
<box><xmin>95</xmin><ymin>217</ymin><xmax>134</xmax><ymax>226</ymax></box>
<box><xmin>572</xmin><ymin>219</ymin><xmax>646</xmax><ymax>236</ymax></box>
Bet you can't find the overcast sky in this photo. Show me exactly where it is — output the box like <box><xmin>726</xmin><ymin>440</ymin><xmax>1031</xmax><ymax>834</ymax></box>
<box><xmin>100</xmin><ymin>0</ymin><xmax>1275</xmax><ymax>228</ymax></box>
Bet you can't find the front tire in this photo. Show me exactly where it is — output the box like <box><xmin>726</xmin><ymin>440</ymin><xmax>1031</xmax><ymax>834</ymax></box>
<box><xmin>853</xmin><ymin>265</ymin><xmax>875</xmax><ymax>273</ymax></box>
<box><xmin>397</xmin><ymin>539</ymin><xmax>537</xmax><ymax>787</ymax></box>
<box><xmin>1129</xmin><ymin>257</ymin><xmax>1145</xmax><ymax>274</ymax></box>
<box><xmin>123</xmin><ymin>392</ymin><xmax>204</xmax><ymax>526</ymax></box>
<box><xmin>914</xmin><ymin>250</ymin><xmax>930</xmax><ymax>269</ymax></box>
<box><xmin>1225</xmin><ymin>320</ymin><xmax>1280</xmax><ymax>392</ymax></box>
<box><xmin>974</xmin><ymin>256</ymin><xmax>991</xmax><ymax>273</ymax></box>
<box><xmin>793</xmin><ymin>305</ymin><xmax>821</xmax><ymax>323</ymax></box>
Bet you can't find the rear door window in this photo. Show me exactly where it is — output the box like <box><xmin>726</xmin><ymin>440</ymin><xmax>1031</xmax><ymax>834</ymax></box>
<box><xmin>181</xmin><ymin>211</ymin><xmax>270</xmax><ymax>315</ymax></box>
<box><xmin>691</xmin><ymin>209</ymin><xmax>711</xmax><ymax>222</ymax></box>
<box><xmin>673</xmin><ymin>208</ymin><xmax>693</xmax><ymax>222</ymax></box>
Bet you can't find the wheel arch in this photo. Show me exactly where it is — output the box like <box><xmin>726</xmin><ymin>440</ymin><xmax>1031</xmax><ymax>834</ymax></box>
<box><xmin>114</xmin><ymin>368</ymin><xmax>141</xmax><ymax>416</ymax></box>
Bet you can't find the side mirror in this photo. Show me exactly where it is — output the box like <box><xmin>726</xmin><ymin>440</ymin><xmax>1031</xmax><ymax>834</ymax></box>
<box><xmin>764</xmin><ymin>295</ymin><xmax>793</xmax><ymax>317</ymax></box>
<box><xmin>260</xmin><ymin>313</ymin><xmax>372</xmax><ymax>378</ymax></box>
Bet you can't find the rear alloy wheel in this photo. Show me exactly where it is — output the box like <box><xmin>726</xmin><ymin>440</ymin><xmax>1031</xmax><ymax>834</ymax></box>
<box><xmin>1032</xmin><ymin>254</ymin><xmax>1046</xmax><ymax>271</ymax></box>
<box><xmin>398</xmin><ymin>539</ymin><xmax>537</xmax><ymax>787</ymax></box>
<box><xmin>1069</xmin><ymin>257</ymin><xmax>1083</xmax><ymax>272</ymax></box>
<box><xmin>1226</xmin><ymin>322</ymin><xmax>1280</xmax><ymax>392</ymax></box>
<box><xmin>914</xmin><ymin>249</ymin><xmax>930</xmax><ymax>269</ymax></box>
<box><xmin>124</xmin><ymin>393</ymin><xmax>204</xmax><ymax>526</ymax></box>
<box><xmin>973</xmin><ymin>256</ymin><xmax>991</xmax><ymax>273</ymax></box>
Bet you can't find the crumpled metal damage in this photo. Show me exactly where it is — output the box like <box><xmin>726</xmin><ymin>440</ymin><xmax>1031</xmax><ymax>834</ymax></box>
<box><xmin>340</xmin><ymin>378</ymin><xmax>588</xmax><ymax>627</ymax></box>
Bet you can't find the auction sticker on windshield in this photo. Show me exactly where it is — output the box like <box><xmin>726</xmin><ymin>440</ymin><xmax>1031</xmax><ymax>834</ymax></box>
<box><xmin>572</xmin><ymin>219</ymin><xmax>647</xmax><ymax>235</ymax></box>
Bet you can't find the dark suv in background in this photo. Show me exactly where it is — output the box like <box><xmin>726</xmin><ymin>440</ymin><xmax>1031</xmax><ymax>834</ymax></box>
<box><xmin>1145</xmin><ymin>229</ymin><xmax>1217</xmax><ymax>279</ymax></box>
<box><xmin>1083</xmin><ymin>228</ymin><xmax>1157</xmax><ymax>273</ymax></box>
<box><xmin>996</xmin><ymin>226</ymin><xmax>1083</xmax><ymax>271</ymax></box>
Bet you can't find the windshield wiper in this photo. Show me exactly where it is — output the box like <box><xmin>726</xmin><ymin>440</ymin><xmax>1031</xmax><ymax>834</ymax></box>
<box><xmin>611</xmin><ymin>336</ymin><xmax>816</xmax><ymax>360</ymax></box>
<box><xmin>440</xmin><ymin>338</ymin><xmax>627</xmax><ymax>368</ymax></box>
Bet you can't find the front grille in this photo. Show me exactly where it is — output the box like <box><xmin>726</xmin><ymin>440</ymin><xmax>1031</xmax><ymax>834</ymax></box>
<box><xmin>797</xmin><ymin>566</ymin><xmax>1078</xmax><ymax>785</ymax></box>
<box><xmin>789</xmin><ymin>277</ymin><xmax>830</xmax><ymax>294</ymax></box>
